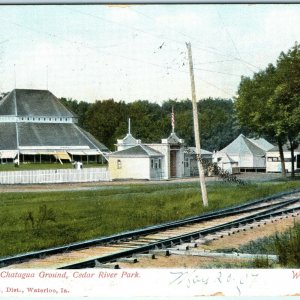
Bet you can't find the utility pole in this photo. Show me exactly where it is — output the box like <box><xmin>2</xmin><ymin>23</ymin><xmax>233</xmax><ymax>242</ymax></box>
<box><xmin>186</xmin><ymin>42</ymin><xmax>208</xmax><ymax>207</ymax></box>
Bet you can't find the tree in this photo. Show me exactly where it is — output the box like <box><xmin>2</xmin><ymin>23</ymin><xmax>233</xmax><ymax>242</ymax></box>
<box><xmin>235</xmin><ymin>65</ymin><xmax>287</xmax><ymax>176</ymax></box>
<box><xmin>235</xmin><ymin>43</ymin><xmax>300</xmax><ymax>177</ymax></box>
<box><xmin>85</xmin><ymin>99</ymin><xmax>127</xmax><ymax>150</ymax></box>
<box><xmin>161</xmin><ymin>98</ymin><xmax>239</xmax><ymax>151</ymax></box>
<box><xmin>198</xmin><ymin>98</ymin><xmax>240</xmax><ymax>151</ymax></box>
<box><xmin>270</xmin><ymin>44</ymin><xmax>300</xmax><ymax>177</ymax></box>
<box><xmin>126</xmin><ymin>100</ymin><xmax>165</xmax><ymax>143</ymax></box>
<box><xmin>60</xmin><ymin>98</ymin><xmax>91</xmax><ymax>130</ymax></box>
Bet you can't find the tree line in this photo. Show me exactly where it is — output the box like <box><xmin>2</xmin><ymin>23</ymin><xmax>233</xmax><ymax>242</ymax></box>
<box><xmin>60</xmin><ymin>97</ymin><xmax>241</xmax><ymax>152</ymax></box>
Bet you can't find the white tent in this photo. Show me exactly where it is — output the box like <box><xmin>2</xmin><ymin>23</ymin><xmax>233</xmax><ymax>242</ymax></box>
<box><xmin>213</xmin><ymin>134</ymin><xmax>273</xmax><ymax>173</ymax></box>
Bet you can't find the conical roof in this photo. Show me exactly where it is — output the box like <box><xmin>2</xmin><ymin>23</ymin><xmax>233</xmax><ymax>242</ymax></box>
<box><xmin>248</xmin><ymin>137</ymin><xmax>274</xmax><ymax>151</ymax></box>
<box><xmin>0</xmin><ymin>89</ymin><xmax>109</xmax><ymax>154</ymax></box>
<box><xmin>0</xmin><ymin>89</ymin><xmax>75</xmax><ymax>118</ymax></box>
<box><xmin>220</xmin><ymin>134</ymin><xmax>265</xmax><ymax>156</ymax></box>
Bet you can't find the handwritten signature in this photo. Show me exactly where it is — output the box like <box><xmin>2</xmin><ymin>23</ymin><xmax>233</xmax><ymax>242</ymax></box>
<box><xmin>169</xmin><ymin>270</ymin><xmax>259</xmax><ymax>295</ymax></box>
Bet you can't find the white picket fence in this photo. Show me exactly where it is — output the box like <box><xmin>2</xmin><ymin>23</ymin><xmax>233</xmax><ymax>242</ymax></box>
<box><xmin>0</xmin><ymin>167</ymin><xmax>110</xmax><ymax>184</ymax></box>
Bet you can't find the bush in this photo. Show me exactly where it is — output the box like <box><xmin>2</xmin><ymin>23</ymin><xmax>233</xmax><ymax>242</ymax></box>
<box><xmin>274</xmin><ymin>222</ymin><xmax>300</xmax><ymax>267</ymax></box>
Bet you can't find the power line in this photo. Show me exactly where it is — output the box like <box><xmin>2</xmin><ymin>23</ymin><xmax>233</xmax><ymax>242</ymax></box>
<box><xmin>194</xmin><ymin>67</ymin><xmax>241</xmax><ymax>77</ymax></box>
<box><xmin>216</xmin><ymin>9</ymin><xmax>259</xmax><ymax>73</ymax></box>
<box><xmin>129</xmin><ymin>6</ymin><xmax>260</xmax><ymax>72</ymax></box>
<box><xmin>65</xmin><ymin>5</ymin><xmax>262</xmax><ymax>83</ymax></box>
<box><xmin>0</xmin><ymin>14</ymin><xmax>235</xmax><ymax>98</ymax></box>
<box><xmin>194</xmin><ymin>59</ymin><xmax>237</xmax><ymax>65</ymax></box>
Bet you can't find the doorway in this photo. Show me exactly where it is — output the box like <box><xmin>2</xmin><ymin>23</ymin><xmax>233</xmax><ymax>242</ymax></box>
<box><xmin>170</xmin><ymin>150</ymin><xmax>177</xmax><ymax>177</ymax></box>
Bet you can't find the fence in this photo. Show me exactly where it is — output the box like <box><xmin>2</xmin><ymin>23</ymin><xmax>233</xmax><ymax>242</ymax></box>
<box><xmin>0</xmin><ymin>167</ymin><xmax>110</xmax><ymax>184</ymax></box>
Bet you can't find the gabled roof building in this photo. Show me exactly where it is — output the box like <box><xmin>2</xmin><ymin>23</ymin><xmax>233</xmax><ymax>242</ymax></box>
<box><xmin>0</xmin><ymin>89</ymin><xmax>109</xmax><ymax>163</ymax></box>
<box><xmin>108</xmin><ymin>120</ymin><xmax>185</xmax><ymax>180</ymax></box>
<box><xmin>108</xmin><ymin>118</ymin><xmax>213</xmax><ymax>180</ymax></box>
<box><xmin>213</xmin><ymin>134</ymin><xmax>274</xmax><ymax>173</ymax></box>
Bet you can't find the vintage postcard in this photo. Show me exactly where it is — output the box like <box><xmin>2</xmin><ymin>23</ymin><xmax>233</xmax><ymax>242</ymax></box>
<box><xmin>0</xmin><ymin>1</ymin><xmax>299</xmax><ymax>298</ymax></box>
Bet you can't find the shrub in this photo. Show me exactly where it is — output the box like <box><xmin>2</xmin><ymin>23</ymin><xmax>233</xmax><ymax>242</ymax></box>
<box><xmin>274</xmin><ymin>222</ymin><xmax>300</xmax><ymax>267</ymax></box>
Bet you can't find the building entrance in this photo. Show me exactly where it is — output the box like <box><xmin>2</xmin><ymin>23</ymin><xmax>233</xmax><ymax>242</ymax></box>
<box><xmin>170</xmin><ymin>150</ymin><xmax>177</xmax><ymax>177</ymax></box>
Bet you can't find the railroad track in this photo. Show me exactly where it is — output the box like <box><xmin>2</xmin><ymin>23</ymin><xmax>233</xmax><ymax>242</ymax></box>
<box><xmin>1</xmin><ymin>189</ymin><xmax>300</xmax><ymax>269</ymax></box>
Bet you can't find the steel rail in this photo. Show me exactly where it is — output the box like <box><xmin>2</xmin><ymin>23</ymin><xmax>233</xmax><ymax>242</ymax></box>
<box><xmin>1</xmin><ymin>188</ymin><xmax>300</xmax><ymax>268</ymax></box>
<box><xmin>59</xmin><ymin>197</ymin><xmax>300</xmax><ymax>269</ymax></box>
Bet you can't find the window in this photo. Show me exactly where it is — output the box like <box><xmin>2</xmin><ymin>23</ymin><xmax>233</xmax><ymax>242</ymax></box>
<box><xmin>151</xmin><ymin>158</ymin><xmax>162</xmax><ymax>169</ymax></box>
<box><xmin>268</xmin><ymin>157</ymin><xmax>280</xmax><ymax>162</ymax></box>
<box><xmin>117</xmin><ymin>159</ymin><xmax>122</xmax><ymax>169</ymax></box>
<box><xmin>184</xmin><ymin>159</ymin><xmax>189</xmax><ymax>168</ymax></box>
<box><xmin>151</xmin><ymin>159</ymin><xmax>154</xmax><ymax>169</ymax></box>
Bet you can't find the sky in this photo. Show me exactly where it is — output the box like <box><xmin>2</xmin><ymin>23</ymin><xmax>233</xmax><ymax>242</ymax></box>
<box><xmin>0</xmin><ymin>4</ymin><xmax>299</xmax><ymax>103</ymax></box>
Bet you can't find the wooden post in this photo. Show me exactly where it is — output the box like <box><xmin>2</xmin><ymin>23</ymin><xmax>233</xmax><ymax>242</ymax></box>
<box><xmin>186</xmin><ymin>42</ymin><xmax>208</xmax><ymax>207</ymax></box>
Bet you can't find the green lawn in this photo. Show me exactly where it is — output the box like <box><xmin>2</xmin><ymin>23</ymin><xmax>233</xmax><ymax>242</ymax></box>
<box><xmin>0</xmin><ymin>180</ymin><xmax>300</xmax><ymax>257</ymax></box>
<box><xmin>0</xmin><ymin>162</ymin><xmax>106</xmax><ymax>171</ymax></box>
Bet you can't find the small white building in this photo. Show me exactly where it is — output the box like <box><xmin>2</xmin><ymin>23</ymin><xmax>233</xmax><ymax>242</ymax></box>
<box><xmin>108</xmin><ymin>124</ymin><xmax>185</xmax><ymax>180</ymax></box>
<box><xmin>213</xmin><ymin>134</ymin><xmax>274</xmax><ymax>173</ymax></box>
<box><xmin>108</xmin><ymin>144</ymin><xmax>164</xmax><ymax>180</ymax></box>
<box><xmin>266</xmin><ymin>144</ymin><xmax>300</xmax><ymax>173</ymax></box>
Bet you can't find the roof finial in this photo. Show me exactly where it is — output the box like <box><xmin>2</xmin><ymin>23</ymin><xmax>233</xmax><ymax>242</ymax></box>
<box><xmin>128</xmin><ymin>118</ymin><xmax>131</xmax><ymax>134</ymax></box>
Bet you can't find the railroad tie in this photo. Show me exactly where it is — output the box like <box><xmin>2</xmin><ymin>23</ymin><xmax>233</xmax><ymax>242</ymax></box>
<box><xmin>117</xmin><ymin>257</ymin><xmax>138</xmax><ymax>264</ymax></box>
<box><xmin>193</xmin><ymin>238</ymin><xmax>208</xmax><ymax>245</ymax></box>
<box><xmin>95</xmin><ymin>261</ymin><xmax>120</xmax><ymax>269</ymax></box>
<box><xmin>256</xmin><ymin>221</ymin><xmax>267</xmax><ymax>227</ymax></box>
<box><xmin>185</xmin><ymin>242</ymin><xmax>198</xmax><ymax>248</ymax></box>
<box><xmin>150</xmin><ymin>249</ymin><xmax>171</xmax><ymax>256</ymax></box>
<box><xmin>170</xmin><ymin>244</ymin><xmax>190</xmax><ymax>251</ymax></box>
<box><xmin>134</xmin><ymin>253</ymin><xmax>156</xmax><ymax>259</ymax></box>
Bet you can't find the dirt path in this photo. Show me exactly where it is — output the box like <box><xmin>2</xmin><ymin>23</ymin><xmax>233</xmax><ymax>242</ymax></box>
<box><xmin>0</xmin><ymin>173</ymin><xmax>283</xmax><ymax>193</ymax></box>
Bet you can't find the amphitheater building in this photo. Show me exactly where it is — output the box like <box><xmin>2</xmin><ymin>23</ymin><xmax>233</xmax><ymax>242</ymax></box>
<box><xmin>0</xmin><ymin>89</ymin><xmax>109</xmax><ymax>164</ymax></box>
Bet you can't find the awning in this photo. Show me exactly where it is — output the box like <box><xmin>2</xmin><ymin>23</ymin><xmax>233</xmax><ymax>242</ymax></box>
<box><xmin>83</xmin><ymin>150</ymin><xmax>101</xmax><ymax>155</ymax></box>
<box><xmin>67</xmin><ymin>150</ymin><xmax>86</xmax><ymax>155</ymax></box>
<box><xmin>67</xmin><ymin>150</ymin><xmax>101</xmax><ymax>156</ymax></box>
<box><xmin>0</xmin><ymin>150</ymin><xmax>18</xmax><ymax>159</ymax></box>
<box><xmin>54</xmin><ymin>152</ymin><xmax>72</xmax><ymax>161</ymax></box>
<box><xmin>20</xmin><ymin>150</ymin><xmax>56</xmax><ymax>155</ymax></box>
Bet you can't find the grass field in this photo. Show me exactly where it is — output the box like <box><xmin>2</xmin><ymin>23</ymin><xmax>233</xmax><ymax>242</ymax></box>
<box><xmin>0</xmin><ymin>179</ymin><xmax>300</xmax><ymax>257</ymax></box>
<box><xmin>0</xmin><ymin>162</ymin><xmax>106</xmax><ymax>171</ymax></box>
